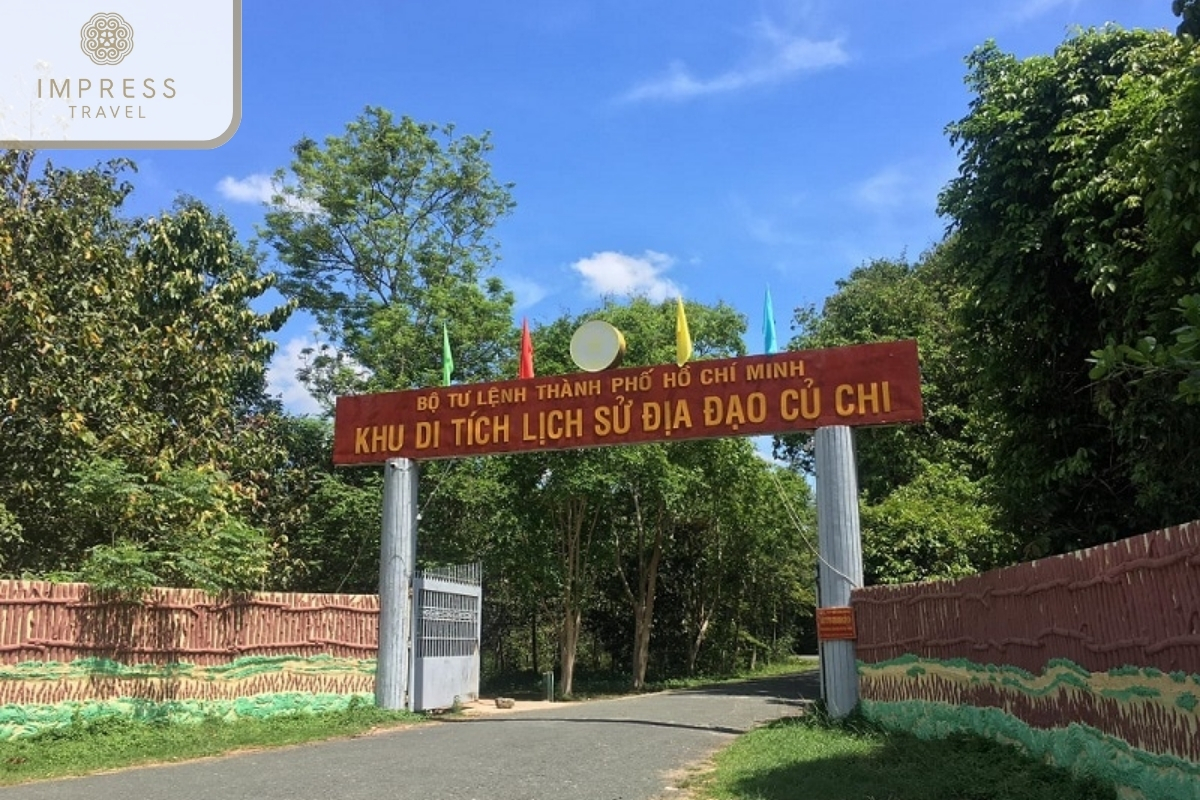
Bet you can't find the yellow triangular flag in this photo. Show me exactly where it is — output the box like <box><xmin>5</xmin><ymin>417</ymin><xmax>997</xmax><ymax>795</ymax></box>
<box><xmin>675</xmin><ymin>296</ymin><xmax>692</xmax><ymax>366</ymax></box>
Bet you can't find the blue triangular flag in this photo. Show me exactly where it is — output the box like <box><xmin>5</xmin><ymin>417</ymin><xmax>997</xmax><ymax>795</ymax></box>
<box><xmin>763</xmin><ymin>287</ymin><xmax>778</xmax><ymax>355</ymax></box>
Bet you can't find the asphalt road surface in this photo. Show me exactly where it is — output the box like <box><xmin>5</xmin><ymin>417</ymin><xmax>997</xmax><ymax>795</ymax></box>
<box><xmin>0</xmin><ymin>671</ymin><xmax>819</xmax><ymax>800</ymax></box>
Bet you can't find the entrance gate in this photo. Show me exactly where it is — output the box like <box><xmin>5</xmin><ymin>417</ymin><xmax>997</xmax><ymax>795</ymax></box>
<box><xmin>411</xmin><ymin>563</ymin><xmax>482</xmax><ymax>711</ymax></box>
<box><xmin>338</xmin><ymin>340</ymin><xmax>924</xmax><ymax>719</ymax></box>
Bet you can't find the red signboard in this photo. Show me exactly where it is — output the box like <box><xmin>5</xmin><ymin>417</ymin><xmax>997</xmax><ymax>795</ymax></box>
<box><xmin>816</xmin><ymin>606</ymin><xmax>857</xmax><ymax>641</ymax></box>
<box><xmin>332</xmin><ymin>339</ymin><xmax>922</xmax><ymax>465</ymax></box>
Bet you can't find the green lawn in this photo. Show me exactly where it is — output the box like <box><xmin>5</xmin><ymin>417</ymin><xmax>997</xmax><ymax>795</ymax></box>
<box><xmin>483</xmin><ymin>656</ymin><xmax>820</xmax><ymax>700</ymax></box>
<box><xmin>686</xmin><ymin>712</ymin><xmax>1117</xmax><ymax>800</ymax></box>
<box><xmin>0</xmin><ymin>702</ymin><xmax>423</xmax><ymax>787</ymax></box>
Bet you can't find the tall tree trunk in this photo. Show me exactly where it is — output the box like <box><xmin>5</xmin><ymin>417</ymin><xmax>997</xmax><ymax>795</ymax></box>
<box><xmin>559</xmin><ymin>606</ymin><xmax>581</xmax><ymax>697</ymax></box>
<box><xmin>556</xmin><ymin>496</ymin><xmax>596</xmax><ymax>698</ymax></box>
<box><xmin>630</xmin><ymin>587</ymin><xmax>657</xmax><ymax>689</ymax></box>
<box><xmin>683</xmin><ymin>518</ymin><xmax>723</xmax><ymax>675</ymax></box>
<box><xmin>531</xmin><ymin>607</ymin><xmax>539</xmax><ymax>675</ymax></box>
<box><xmin>616</xmin><ymin>491</ymin><xmax>667</xmax><ymax>691</ymax></box>
<box><xmin>686</xmin><ymin>612</ymin><xmax>712</xmax><ymax>675</ymax></box>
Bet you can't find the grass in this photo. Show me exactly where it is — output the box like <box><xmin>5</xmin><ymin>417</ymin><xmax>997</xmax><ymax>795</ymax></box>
<box><xmin>483</xmin><ymin>656</ymin><xmax>820</xmax><ymax>700</ymax></box>
<box><xmin>684</xmin><ymin>709</ymin><xmax>1117</xmax><ymax>800</ymax></box>
<box><xmin>0</xmin><ymin>701</ymin><xmax>423</xmax><ymax>787</ymax></box>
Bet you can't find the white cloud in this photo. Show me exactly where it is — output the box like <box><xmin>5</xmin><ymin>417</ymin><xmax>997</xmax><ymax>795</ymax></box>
<box><xmin>854</xmin><ymin>166</ymin><xmax>915</xmax><ymax>210</ymax></box>
<box><xmin>733</xmin><ymin>195</ymin><xmax>808</xmax><ymax>247</ymax></box>
<box><xmin>216</xmin><ymin>173</ymin><xmax>276</xmax><ymax>204</ymax></box>
<box><xmin>1013</xmin><ymin>0</ymin><xmax>1079</xmax><ymax>22</ymax></box>
<box><xmin>217</xmin><ymin>174</ymin><xmax>322</xmax><ymax>214</ymax></box>
<box><xmin>502</xmin><ymin>274</ymin><xmax>551</xmax><ymax>310</ymax></box>
<box><xmin>622</xmin><ymin>18</ymin><xmax>848</xmax><ymax>102</ymax></box>
<box><xmin>265</xmin><ymin>336</ymin><xmax>325</xmax><ymax>417</ymax></box>
<box><xmin>853</xmin><ymin>155</ymin><xmax>960</xmax><ymax>214</ymax></box>
<box><xmin>571</xmin><ymin>250</ymin><xmax>682</xmax><ymax>302</ymax></box>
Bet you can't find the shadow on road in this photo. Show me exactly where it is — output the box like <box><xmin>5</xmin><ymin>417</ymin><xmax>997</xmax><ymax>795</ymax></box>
<box><xmin>449</xmin><ymin>671</ymin><xmax>822</xmax><ymax>737</ymax></box>
<box><xmin>671</xmin><ymin>670</ymin><xmax>821</xmax><ymax>701</ymax></box>
<box><xmin>443</xmin><ymin>716</ymin><xmax>751</xmax><ymax>735</ymax></box>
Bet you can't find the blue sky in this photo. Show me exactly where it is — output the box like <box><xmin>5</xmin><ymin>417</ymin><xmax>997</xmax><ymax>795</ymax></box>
<box><xmin>41</xmin><ymin>0</ymin><xmax>1174</xmax><ymax>414</ymax></box>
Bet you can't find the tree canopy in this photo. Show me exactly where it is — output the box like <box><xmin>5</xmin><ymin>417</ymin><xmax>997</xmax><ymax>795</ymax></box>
<box><xmin>259</xmin><ymin>107</ymin><xmax>517</xmax><ymax>402</ymax></box>
<box><xmin>505</xmin><ymin>298</ymin><xmax>814</xmax><ymax>690</ymax></box>
<box><xmin>939</xmin><ymin>26</ymin><xmax>1200</xmax><ymax>552</ymax></box>
<box><xmin>779</xmin><ymin>250</ymin><xmax>1016</xmax><ymax>580</ymax></box>
<box><xmin>0</xmin><ymin>151</ymin><xmax>291</xmax><ymax>587</ymax></box>
<box><xmin>1175</xmin><ymin>0</ymin><xmax>1200</xmax><ymax>37</ymax></box>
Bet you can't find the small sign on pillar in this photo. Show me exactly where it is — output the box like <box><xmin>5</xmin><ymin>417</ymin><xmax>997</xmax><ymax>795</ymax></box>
<box><xmin>816</xmin><ymin>605</ymin><xmax>857</xmax><ymax>641</ymax></box>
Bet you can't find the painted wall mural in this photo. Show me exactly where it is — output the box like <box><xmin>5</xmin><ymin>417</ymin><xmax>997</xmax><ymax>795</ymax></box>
<box><xmin>852</xmin><ymin>520</ymin><xmax>1200</xmax><ymax>799</ymax></box>
<box><xmin>0</xmin><ymin>581</ymin><xmax>381</xmax><ymax>740</ymax></box>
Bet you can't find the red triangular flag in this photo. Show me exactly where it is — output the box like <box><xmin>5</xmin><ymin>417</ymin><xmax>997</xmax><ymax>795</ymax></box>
<box><xmin>519</xmin><ymin>318</ymin><xmax>535</xmax><ymax>379</ymax></box>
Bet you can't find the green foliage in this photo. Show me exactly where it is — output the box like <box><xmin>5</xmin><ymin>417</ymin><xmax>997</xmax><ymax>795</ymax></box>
<box><xmin>779</xmin><ymin>251</ymin><xmax>1013</xmax><ymax>580</ymax></box>
<box><xmin>255</xmin><ymin>109</ymin><xmax>823</xmax><ymax>685</ymax></box>
<box><xmin>1074</xmin><ymin>32</ymin><xmax>1200</xmax><ymax>400</ymax></box>
<box><xmin>0</xmin><ymin>152</ymin><xmax>292</xmax><ymax>579</ymax></box>
<box><xmin>861</xmin><ymin>462</ymin><xmax>1017</xmax><ymax>584</ymax></box>
<box><xmin>62</xmin><ymin>457</ymin><xmax>272</xmax><ymax>593</ymax></box>
<box><xmin>259</xmin><ymin>107</ymin><xmax>517</xmax><ymax>403</ymax></box>
<box><xmin>780</xmin><ymin>251</ymin><xmax>990</xmax><ymax>495</ymax></box>
<box><xmin>1175</xmin><ymin>0</ymin><xmax>1200</xmax><ymax>38</ymax></box>
<box><xmin>0</xmin><ymin>503</ymin><xmax>20</xmax><ymax>574</ymax></box>
<box><xmin>938</xmin><ymin>27</ymin><xmax>1200</xmax><ymax>552</ymax></box>
<box><xmin>287</xmin><ymin>470</ymin><xmax>383</xmax><ymax>593</ymax></box>
<box><xmin>482</xmin><ymin>298</ymin><xmax>816</xmax><ymax>690</ymax></box>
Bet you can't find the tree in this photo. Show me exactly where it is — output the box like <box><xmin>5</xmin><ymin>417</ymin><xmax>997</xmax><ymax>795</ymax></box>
<box><xmin>939</xmin><ymin>27</ymin><xmax>1200</xmax><ymax>553</ymax></box>
<box><xmin>63</xmin><ymin>457</ymin><xmax>273</xmax><ymax>593</ymax></box>
<box><xmin>259</xmin><ymin>107</ymin><xmax>517</xmax><ymax>402</ymax></box>
<box><xmin>257</xmin><ymin>110</ymin><xmax>549</xmax><ymax>664</ymax></box>
<box><xmin>779</xmin><ymin>250</ymin><xmax>990</xmax><ymax>499</ymax></box>
<box><xmin>508</xmin><ymin>298</ymin><xmax>817</xmax><ymax>690</ymax></box>
<box><xmin>1175</xmin><ymin>0</ymin><xmax>1200</xmax><ymax>37</ymax></box>
<box><xmin>1087</xmin><ymin>30</ymin><xmax>1200</xmax><ymax>402</ymax></box>
<box><xmin>860</xmin><ymin>462</ymin><xmax>1010</xmax><ymax>585</ymax></box>
<box><xmin>653</xmin><ymin>439</ymin><xmax>816</xmax><ymax>675</ymax></box>
<box><xmin>552</xmin><ymin>298</ymin><xmax>747</xmax><ymax>690</ymax></box>
<box><xmin>0</xmin><ymin>152</ymin><xmax>291</xmax><ymax>582</ymax></box>
<box><xmin>774</xmin><ymin>251</ymin><xmax>1015</xmax><ymax>580</ymax></box>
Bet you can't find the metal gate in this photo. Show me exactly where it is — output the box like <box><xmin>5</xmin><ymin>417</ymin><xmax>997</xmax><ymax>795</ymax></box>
<box><xmin>410</xmin><ymin>563</ymin><xmax>482</xmax><ymax>711</ymax></box>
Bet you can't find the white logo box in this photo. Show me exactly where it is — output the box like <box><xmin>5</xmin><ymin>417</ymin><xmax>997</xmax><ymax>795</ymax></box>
<box><xmin>0</xmin><ymin>0</ymin><xmax>240</xmax><ymax>148</ymax></box>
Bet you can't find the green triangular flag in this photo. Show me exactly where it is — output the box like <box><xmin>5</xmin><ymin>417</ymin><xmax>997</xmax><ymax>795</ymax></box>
<box><xmin>442</xmin><ymin>323</ymin><xmax>454</xmax><ymax>386</ymax></box>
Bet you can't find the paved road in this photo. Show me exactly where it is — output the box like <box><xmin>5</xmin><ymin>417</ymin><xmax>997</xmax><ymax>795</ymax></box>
<box><xmin>0</xmin><ymin>672</ymin><xmax>819</xmax><ymax>800</ymax></box>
